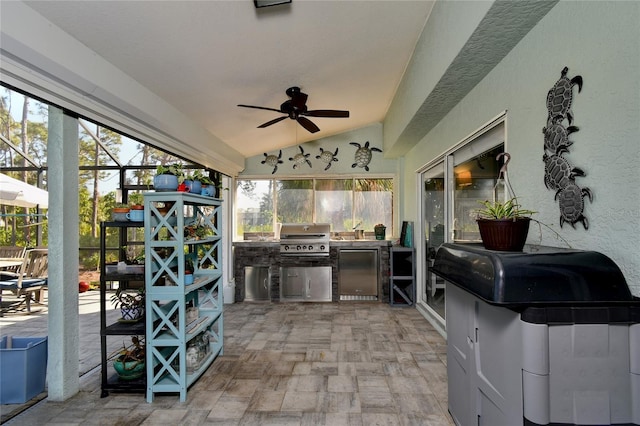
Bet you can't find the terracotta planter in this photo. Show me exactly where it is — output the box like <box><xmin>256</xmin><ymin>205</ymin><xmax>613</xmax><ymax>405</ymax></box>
<box><xmin>477</xmin><ymin>218</ymin><xmax>531</xmax><ymax>251</ymax></box>
<box><xmin>112</xmin><ymin>207</ymin><xmax>130</xmax><ymax>222</ymax></box>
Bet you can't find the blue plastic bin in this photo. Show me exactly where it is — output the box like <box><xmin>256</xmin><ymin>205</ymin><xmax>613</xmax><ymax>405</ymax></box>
<box><xmin>0</xmin><ymin>336</ymin><xmax>48</xmax><ymax>404</ymax></box>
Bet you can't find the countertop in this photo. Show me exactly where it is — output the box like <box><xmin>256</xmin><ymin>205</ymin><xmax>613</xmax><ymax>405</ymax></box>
<box><xmin>232</xmin><ymin>239</ymin><xmax>393</xmax><ymax>247</ymax></box>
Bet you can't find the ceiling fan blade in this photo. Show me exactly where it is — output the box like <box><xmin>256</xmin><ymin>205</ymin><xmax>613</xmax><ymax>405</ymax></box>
<box><xmin>257</xmin><ymin>116</ymin><xmax>288</xmax><ymax>128</ymax></box>
<box><xmin>297</xmin><ymin>116</ymin><xmax>320</xmax><ymax>133</ymax></box>
<box><xmin>238</xmin><ymin>104</ymin><xmax>282</xmax><ymax>113</ymax></box>
<box><xmin>304</xmin><ymin>109</ymin><xmax>350</xmax><ymax>118</ymax></box>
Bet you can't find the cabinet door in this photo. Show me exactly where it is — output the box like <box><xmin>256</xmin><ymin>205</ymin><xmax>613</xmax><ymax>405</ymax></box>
<box><xmin>244</xmin><ymin>266</ymin><xmax>270</xmax><ymax>301</ymax></box>
<box><xmin>306</xmin><ymin>266</ymin><xmax>332</xmax><ymax>302</ymax></box>
<box><xmin>280</xmin><ymin>267</ymin><xmax>305</xmax><ymax>299</ymax></box>
<box><xmin>473</xmin><ymin>296</ymin><xmax>523</xmax><ymax>425</ymax></box>
<box><xmin>445</xmin><ymin>283</ymin><xmax>475</xmax><ymax>426</ymax></box>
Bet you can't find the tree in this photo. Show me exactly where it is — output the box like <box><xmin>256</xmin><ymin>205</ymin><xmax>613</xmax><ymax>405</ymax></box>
<box><xmin>78</xmin><ymin>123</ymin><xmax>122</xmax><ymax>237</ymax></box>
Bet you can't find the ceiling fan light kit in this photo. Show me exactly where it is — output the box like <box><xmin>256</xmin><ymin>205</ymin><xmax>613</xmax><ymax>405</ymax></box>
<box><xmin>238</xmin><ymin>86</ymin><xmax>349</xmax><ymax>134</ymax></box>
<box><xmin>254</xmin><ymin>0</ymin><xmax>291</xmax><ymax>9</ymax></box>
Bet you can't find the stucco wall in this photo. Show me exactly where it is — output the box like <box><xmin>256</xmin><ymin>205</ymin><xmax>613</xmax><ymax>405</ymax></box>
<box><xmin>240</xmin><ymin>123</ymin><xmax>397</xmax><ymax>176</ymax></box>
<box><xmin>403</xmin><ymin>1</ymin><xmax>640</xmax><ymax>295</ymax></box>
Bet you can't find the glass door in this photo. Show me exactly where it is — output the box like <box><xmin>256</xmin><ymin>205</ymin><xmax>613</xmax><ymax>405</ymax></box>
<box><xmin>418</xmin><ymin>114</ymin><xmax>506</xmax><ymax>328</ymax></box>
<box><xmin>423</xmin><ymin>162</ymin><xmax>446</xmax><ymax>319</ymax></box>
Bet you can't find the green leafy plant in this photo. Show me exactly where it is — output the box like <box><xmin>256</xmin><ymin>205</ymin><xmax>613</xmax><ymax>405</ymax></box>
<box><xmin>476</xmin><ymin>197</ymin><xmax>536</xmax><ymax>220</ymax></box>
<box><xmin>185</xmin><ymin>254</ymin><xmax>195</xmax><ymax>273</ymax></box>
<box><xmin>110</xmin><ymin>287</ymin><xmax>145</xmax><ymax>310</ymax></box>
<box><xmin>113</xmin><ymin>203</ymin><xmax>130</xmax><ymax>210</ymax></box>
<box><xmin>191</xmin><ymin>170</ymin><xmax>206</xmax><ymax>182</ymax></box>
<box><xmin>156</xmin><ymin>163</ymin><xmax>183</xmax><ymax>177</ymax></box>
<box><xmin>111</xmin><ymin>336</ymin><xmax>145</xmax><ymax>363</ymax></box>
<box><xmin>199</xmin><ymin>175</ymin><xmax>213</xmax><ymax>185</ymax></box>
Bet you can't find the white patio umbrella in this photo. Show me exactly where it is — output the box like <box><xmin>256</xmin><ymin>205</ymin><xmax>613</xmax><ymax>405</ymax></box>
<box><xmin>0</xmin><ymin>173</ymin><xmax>48</xmax><ymax>209</ymax></box>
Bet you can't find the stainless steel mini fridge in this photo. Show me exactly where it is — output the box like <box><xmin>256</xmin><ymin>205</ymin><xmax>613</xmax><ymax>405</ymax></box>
<box><xmin>339</xmin><ymin>249</ymin><xmax>378</xmax><ymax>300</ymax></box>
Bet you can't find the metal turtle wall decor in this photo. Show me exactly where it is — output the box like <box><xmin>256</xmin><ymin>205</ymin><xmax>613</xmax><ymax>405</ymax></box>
<box><xmin>262</xmin><ymin>150</ymin><xmax>283</xmax><ymax>174</ymax></box>
<box><xmin>350</xmin><ymin>141</ymin><xmax>382</xmax><ymax>171</ymax></box>
<box><xmin>316</xmin><ymin>147</ymin><xmax>339</xmax><ymax>171</ymax></box>
<box><xmin>289</xmin><ymin>145</ymin><xmax>312</xmax><ymax>169</ymax></box>
<box><xmin>546</xmin><ymin>66</ymin><xmax>583</xmax><ymax>125</ymax></box>
<box><xmin>542</xmin><ymin>66</ymin><xmax>592</xmax><ymax>230</ymax></box>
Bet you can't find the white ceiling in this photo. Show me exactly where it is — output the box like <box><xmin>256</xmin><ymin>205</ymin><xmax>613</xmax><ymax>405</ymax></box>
<box><xmin>23</xmin><ymin>0</ymin><xmax>434</xmax><ymax>158</ymax></box>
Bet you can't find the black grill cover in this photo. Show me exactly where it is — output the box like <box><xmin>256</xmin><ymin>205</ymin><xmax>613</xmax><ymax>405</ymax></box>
<box><xmin>431</xmin><ymin>243</ymin><xmax>632</xmax><ymax>306</ymax></box>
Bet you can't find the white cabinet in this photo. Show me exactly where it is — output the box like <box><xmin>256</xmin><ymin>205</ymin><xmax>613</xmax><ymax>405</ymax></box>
<box><xmin>445</xmin><ymin>283</ymin><xmax>523</xmax><ymax>426</ymax></box>
<box><xmin>144</xmin><ymin>192</ymin><xmax>223</xmax><ymax>402</ymax></box>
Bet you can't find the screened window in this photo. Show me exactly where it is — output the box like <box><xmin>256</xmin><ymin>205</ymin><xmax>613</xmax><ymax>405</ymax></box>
<box><xmin>277</xmin><ymin>179</ymin><xmax>313</xmax><ymax>223</ymax></box>
<box><xmin>235</xmin><ymin>177</ymin><xmax>393</xmax><ymax>239</ymax></box>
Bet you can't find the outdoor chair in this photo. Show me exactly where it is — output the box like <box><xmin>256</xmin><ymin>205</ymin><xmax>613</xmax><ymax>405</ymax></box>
<box><xmin>0</xmin><ymin>246</ymin><xmax>26</xmax><ymax>278</ymax></box>
<box><xmin>0</xmin><ymin>249</ymin><xmax>48</xmax><ymax>315</ymax></box>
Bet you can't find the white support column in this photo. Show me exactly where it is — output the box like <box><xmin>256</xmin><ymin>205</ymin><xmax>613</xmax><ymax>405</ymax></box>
<box><xmin>46</xmin><ymin>106</ymin><xmax>80</xmax><ymax>401</ymax></box>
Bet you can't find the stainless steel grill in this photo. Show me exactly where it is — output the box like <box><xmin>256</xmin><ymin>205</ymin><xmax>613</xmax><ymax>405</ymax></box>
<box><xmin>279</xmin><ymin>223</ymin><xmax>330</xmax><ymax>256</ymax></box>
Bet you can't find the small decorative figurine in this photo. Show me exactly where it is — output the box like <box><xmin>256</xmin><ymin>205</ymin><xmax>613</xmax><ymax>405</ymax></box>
<box><xmin>556</xmin><ymin>182</ymin><xmax>592</xmax><ymax>230</ymax></box>
<box><xmin>350</xmin><ymin>141</ymin><xmax>382</xmax><ymax>171</ymax></box>
<box><xmin>316</xmin><ymin>147</ymin><xmax>339</xmax><ymax>170</ymax></box>
<box><xmin>261</xmin><ymin>150</ymin><xmax>283</xmax><ymax>174</ymax></box>
<box><xmin>542</xmin><ymin>149</ymin><xmax>585</xmax><ymax>192</ymax></box>
<box><xmin>289</xmin><ymin>145</ymin><xmax>312</xmax><ymax>169</ymax></box>
<box><xmin>543</xmin><ymin>117</ymin><xmax>579</xmax><ymax>154</ymax></box>
<box><xmin>546</xmin><ymin>66</ymin><xmax>583</xmax><ymax>125</ymax></box>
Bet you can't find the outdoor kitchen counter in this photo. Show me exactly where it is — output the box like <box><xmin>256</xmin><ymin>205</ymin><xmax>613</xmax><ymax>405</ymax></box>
<box><xmin>232</xmin><ymin>239</ymin><xmax>392</xmax><ymax>246</ymax></box>
<box><xmin>232</xmin><ymin>240</ymin><xmax>392</xmax><ymax>302</ymax></box>
<box><xmin>328</xmin><ymin>239</ymin><xmax>392</xmax><ymax>247</ymax></box>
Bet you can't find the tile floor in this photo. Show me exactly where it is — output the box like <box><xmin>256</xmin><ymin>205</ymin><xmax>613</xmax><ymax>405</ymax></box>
<box><xmin>2</xmin><ymin>296</ymin><xmax>452</xmax><ymax>425</ymax></box>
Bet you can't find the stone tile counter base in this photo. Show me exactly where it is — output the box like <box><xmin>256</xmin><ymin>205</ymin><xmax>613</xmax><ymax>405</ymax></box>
<box><xmin>233</xmin><ymin>240</ymin><xmax>391</xmax><ymax>303</ymax></box>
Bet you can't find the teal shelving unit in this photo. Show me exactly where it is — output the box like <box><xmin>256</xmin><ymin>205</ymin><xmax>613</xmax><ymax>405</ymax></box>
<box><xmin>144</xmin><ymin>192</ymin><xmax>223</xmax><ymax>402</ymax></box>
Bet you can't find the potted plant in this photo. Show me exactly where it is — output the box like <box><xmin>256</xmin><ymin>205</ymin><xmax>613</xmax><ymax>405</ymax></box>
<box><xmin>476</xmin><ymin>197</ymin><xmax>536</xmax><ymax>251</ymax></box>
<box><xmin>199</xmin><ymin>175</ymin><xmax>214</xmax><ymax>197</ymax></box>
<box><xmin>184</xmin><ymin>258</ymin><xmax>195</xmax><ymax>285</ymax></box>
<box><xmin>111</xmin><ymin>336</ymin><xmax>145</xmax><ymax>380</ymax></box>
<box><xmin>185</xmin><ymin>170</ymin><xmax>205</xmax><ymax>194</ymax></box>
<box><xmin>154</xmin><ymin>163</ymin><xmax>184</xmax><ymax>191</ymax></box>
<box><xmin>111</xmin><ymin>203</ymin><xmax>130</xmax><ymax>221</ymax></box>
<box><xmin>127</xmin><ymin>203</ymin><xmax>144</xmax><ymax>221</ymax></box>
<box><xmin>111</xmin><ymin>287</ymin><xmax>145</xmax><ymax>321</ymax></box>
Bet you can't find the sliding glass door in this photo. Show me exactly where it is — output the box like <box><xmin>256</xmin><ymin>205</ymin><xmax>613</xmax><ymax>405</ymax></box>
<box><xmin>418</xmin><ymin>115</ymin><xmax>506</xmax><ymax>329</ymax></box>
<box><xmin>423</xmin><ymin>162</ymin><xmax>446</xmax><ymax>319</ymax></box>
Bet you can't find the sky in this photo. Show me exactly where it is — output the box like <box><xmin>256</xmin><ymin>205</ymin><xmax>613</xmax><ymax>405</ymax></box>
<box><xmin>4</xmin><ymin>88</ymin><xmax>154</xmax><ymax>195</ymax></box>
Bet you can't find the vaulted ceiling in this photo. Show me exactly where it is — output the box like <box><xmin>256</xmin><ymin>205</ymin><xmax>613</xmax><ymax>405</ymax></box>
<box><xmin>23</xmin><ymin>1</ymin><xmax>434</xmax><ymax>158</ymax></box>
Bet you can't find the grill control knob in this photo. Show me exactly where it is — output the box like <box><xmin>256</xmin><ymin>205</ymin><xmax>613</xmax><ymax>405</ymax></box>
<box><xmin>296</xmin><ymin>245</ymin><xmax>302</xmax><ymax>251</ymax></box>
<box><xmin>308</xmin><ymin>245</ymin><xmax>313</xmax><ymax>251</ymax></box>
<box><xmin>320</xmin><ymin>245</ymin><xmax>325</xmax><ymax>251</ymax></box>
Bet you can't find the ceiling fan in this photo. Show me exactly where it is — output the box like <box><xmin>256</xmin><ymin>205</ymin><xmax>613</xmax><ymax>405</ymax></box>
<box><xmin>238</xmin><ymin>86</ymin><xmax>349</xmax><ymax>133</ymax></box>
